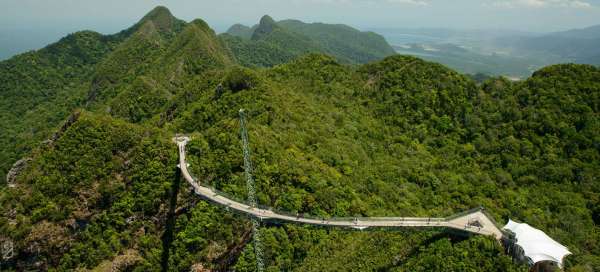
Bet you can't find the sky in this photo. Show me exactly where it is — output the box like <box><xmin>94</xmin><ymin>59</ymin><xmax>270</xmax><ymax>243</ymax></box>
<box><xmin>1</xmin><ymin>0</ymin><xmax>600</xmax><ymax>59</ymax></box>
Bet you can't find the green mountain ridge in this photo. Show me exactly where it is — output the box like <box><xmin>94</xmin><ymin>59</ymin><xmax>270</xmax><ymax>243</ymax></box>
<box><xmin>115</xmin><ymin>5</ymin><xmax>187</xmax><ymax>39</ymax></box>
<box><xmin>88</xmin><ymin>16</ymin><xmax>234</xmax><ymax>123</ymax></box>
<box><xmin>0</xmin><ymin>30</ymin><xmax>120</xmax><ymax>183</ymax></box>
<box><xmin>277</xmin><ymin>19</ymin><xmax>396</xmax><ymax>63</ymax></box>
<box><xmin>224</xmin><ymin>15</ymin><xmax>396</xmax><ymax>66</ymax></box>
<box><xmin>0</xmin><ymin>5</ymin><xmax>599</xmax><ymax>272</ymax></box>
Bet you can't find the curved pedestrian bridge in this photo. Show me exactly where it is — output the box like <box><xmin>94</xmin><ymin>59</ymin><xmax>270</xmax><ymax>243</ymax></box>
<box><xmin>175</xmin><ymin>136</ymin><xmax>504</xmax><ymax>240</ymax></box>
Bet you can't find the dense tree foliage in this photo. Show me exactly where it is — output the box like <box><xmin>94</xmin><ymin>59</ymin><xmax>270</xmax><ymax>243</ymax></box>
<box><xmin>0</xmin><ymin>30</ymin><xmax>120</xmax><ymax>184</ymax></box>
<box><xmin>1</xmin><ymin>6</ymin><xmax>599</xmax><ymax>271</ymax></box>
<box><xmin>220</xmin><ymin>34</ymin><xmax>298</xmax><ymax>68</ymax></box>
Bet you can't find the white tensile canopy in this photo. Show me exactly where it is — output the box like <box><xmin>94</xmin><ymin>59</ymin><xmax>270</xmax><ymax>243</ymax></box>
<box><xmin>503</xmin><ymin>219</ymin><xmax>572</xmax><ymax>268</ymax></box>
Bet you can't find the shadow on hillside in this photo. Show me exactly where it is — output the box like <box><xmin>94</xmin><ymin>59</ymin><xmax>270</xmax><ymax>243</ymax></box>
<box><xmin>377</xmin><ymin>230</ymin><xmax>470</xmax><ymax>271</ymax></box>
<box><xmin>214</xmin><ymin>228</ymin><xmax>253</xmax><ymax>271</ymax></box>
<box><xmin>161</xmin><ymin>165</ymin><xmax>181</xmax><ymax>272</ymax></box>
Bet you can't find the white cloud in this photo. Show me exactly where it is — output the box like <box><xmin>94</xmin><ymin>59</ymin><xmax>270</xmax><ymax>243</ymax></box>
<box><xmin>486</xmin><ymin>0</ymin><xmax>592</xmax><ymax>8</ymax></box>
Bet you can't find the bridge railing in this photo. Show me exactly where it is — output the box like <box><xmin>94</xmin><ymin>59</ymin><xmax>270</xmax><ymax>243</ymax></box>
<box><xmin>183</xmin><ymin>154</ymin><xmax>501</xmax><ymax>229</ymax></box>
<box><xmin>443</xmin><ymin>206</ymin><xmax>484</xmax><ymax>221</ymax></box>
<box><xmin>355</xmin><ymin>217</ymin><xmax>446</xmax><ymax>222</ymax></box>
<box><xmin>188</xmin><ymin>185</ymin><xmax>453</xmax><ymax>225</ymax></box>
<box><xmin>185</xmin><ymin>169</ymin><xmax>323</xmax><ymax>220</ymax></box>
<box><xmin>187</xmin><ymin>172</ymin><xmax>255</xmax><ymax>207</ymax></box>
<box><xmin>186</xmin><ymin>168</ymin><xmax>451</xmax><ymax>223</ymax></box>
<box><xmin>481</xmin><ymin>207</ymin><xmax>506</xmax><ymax>231</ymax></box>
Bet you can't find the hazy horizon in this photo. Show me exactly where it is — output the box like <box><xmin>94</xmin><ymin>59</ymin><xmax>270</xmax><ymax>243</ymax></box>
<box><xmin>2</xmin><ymin>0</ymin><xmax>600</xmax><ymax>60</ymax></box>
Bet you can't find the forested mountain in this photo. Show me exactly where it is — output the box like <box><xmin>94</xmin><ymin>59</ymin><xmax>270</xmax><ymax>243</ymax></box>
<box><xmin>277</xmin><ymin>19</ymin><xmax>396</xmax><ymax>63</ymax></box>
<box><xmin>1</xmin><ymin>6</ymin><xmax>599</xmax><ymax>271</ymax></box>
<box><xmin>223</xmin><ymin>15</ymin><xmax>395</xmax><ymax>66</ymax></box>
<box><xmin>0</xmin><ymin>30</ymin><xmax>120</xmax><ymax>185</ymax></box>
<box><xmin>0</xmin><ymin>6</ymin><xmax>232</xmax><ymax>183</ymax></box>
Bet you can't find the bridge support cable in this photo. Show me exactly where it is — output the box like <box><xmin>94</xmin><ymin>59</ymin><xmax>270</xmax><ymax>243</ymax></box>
<box><xmin>239</xmin><ymin>109</ymin><xmax>265</xmax><ymax>272</ymax></box>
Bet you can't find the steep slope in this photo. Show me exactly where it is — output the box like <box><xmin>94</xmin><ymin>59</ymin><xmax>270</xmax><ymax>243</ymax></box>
<box><xmin>0</xmin><ymin>112</ymin><xmax>249</xmax><ymax>270</ymax></box>
<box><xmin>0</xmin><ymin>31</ymin><xmax>119</xmax><ymax>185</ymax></box>
<box><xmin>97</xmin><ymin>18</ymin><xmax>234</xmax><ymax>123</ymax></box>
<box><xmin>0</xmin><ymin>6</ymin><xmax>234</xmax><ymax>185</ymax></box>
<box><xmin>87</xmin><ymin>17</ymin><xmax>172</xmax><ymax>105</ymax></box>
<box><xmin>0</xmin><ymin>6</ymin><xmax>184</xmax><ymax>185</ymax></box>
<box><xmin>157</xmin><ymin>19</ymin><xmax>234</xmax><ymax>77</ymax></box>
<box><xmin>114</xmin><ymin>5</ymin><xmax>187</xmax><ymax>39</ymax></box>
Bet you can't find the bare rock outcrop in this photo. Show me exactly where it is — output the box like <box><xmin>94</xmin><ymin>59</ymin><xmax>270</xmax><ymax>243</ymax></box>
<box><xmin>190</xmin><ymin>263</ymin><xmax>212</xmax><ymax>272</ymax></box>
<box><xmin>1</xmin><ymin>237</ymin><xmax>14</xmax><ymax>262</ymax></box>
<box><xmin>6</xmin><ymin>158</ymin><xmax>31</xmax><ymax>187</ymax></box>
<box><xmin>48</xmin><ymin>110</ymin><xmax>81</xmax><ymax>144</ymax></box>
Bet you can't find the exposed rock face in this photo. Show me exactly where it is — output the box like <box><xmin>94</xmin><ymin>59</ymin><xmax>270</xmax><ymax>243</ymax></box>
<box><xmin>1</xmin><ymin>237</ymin><xmax>14</xmax><ymax>261</ymax></box>
<box><xmin>6</xmin><ymin>158</ymin><xmax>31</xmax><ymax>187</ymax></box>
<box><xmin>6</xmin><ymin>111</ymin><xmax>81</xmax><ymax>186</ymax></box>
<box><xmin>190</xmin><ymin>263</ymin><xmax>212</xmax><ymax>272</ymax></box>
<box><xmin>109</xmin><ymin>249</ymin><xmax>143</xmax><ymax>271</ymax></box>
<box><xmin>88</xmin><ymin>249</ymin><xmax>143</xmax><ymax>272</ymax></box>
<box><xmin>49</xmin><ymin>110</ymin><xmax>81</xmax><ymax>143</ymax></box>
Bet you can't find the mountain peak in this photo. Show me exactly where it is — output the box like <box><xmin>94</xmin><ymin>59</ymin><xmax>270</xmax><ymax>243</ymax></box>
<box><xmin>133</xmin><ymin>6</ymin><xmax>184</xmax><ymax>35</ymax></box>
<box><xmin>252</xmin><ymin>15</ymin><xmax>279</xmax><ymax>40</ymax></box>
<box><xmin>259</xmin><ymin>15</ymin><xmax>276</xmax><ymax>26</ymax></box>
<box><xmin>141</xmin><ymin>6</ymin><xmax>173</xmax><ymax>22</ymax></box>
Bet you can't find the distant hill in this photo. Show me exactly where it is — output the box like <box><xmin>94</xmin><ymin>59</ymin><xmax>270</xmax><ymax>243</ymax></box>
<box><xmin>514</xmin><ymin>36</ymin><xmax>600</xmax><ymax>65</ymax></box>
<box><xmin>372</xmin><ymin>26</ymin><xmax>600</xmax><ymax>77</ymax></box>
<box><xmin>224</xmin><ymin>15</ymin><xmax>395</xmax><ymax>66</ymax></box>
<box><xmin>551</xmin><ymin>24</ymin><xmax>600</xmax><ymax>39</ymax></box>
<box><xmin>221</xmin><ymin>15</ymin><xmax>322</xmax><ymax>67</ymax></box>
<box><xmin>226</xmin><ymin>23</ymin><xmax>254</xmax><ymax>40</ymax></box>
<box><xmin>393</xmin><ymin>43</ymin><xmax>546</xmax><ymax>78</ymax></box>
<box><xmin>277</xmin><ymin>19</ymin><xmax>396</xmax><ymax>63</ymax></box>
<box><xmin>494</xmin><ymin>24</ymin><xmax>600</xmax><ymax>65</ymax></box>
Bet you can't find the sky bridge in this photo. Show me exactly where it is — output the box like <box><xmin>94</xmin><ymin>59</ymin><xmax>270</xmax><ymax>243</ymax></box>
<box><xmin>174</xmin><ymin>136</ymin><xmax>505</xmax><ymax>240</ymax></box>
